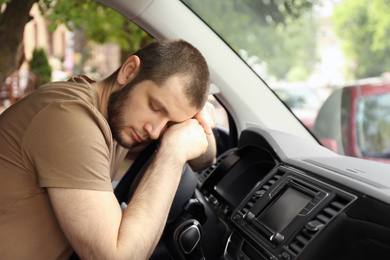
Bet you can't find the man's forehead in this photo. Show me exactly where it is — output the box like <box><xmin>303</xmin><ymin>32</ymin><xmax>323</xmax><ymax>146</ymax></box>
<box><xmin>148</xmin><ymin>89</ymin><xmax>197</xmax><ymax>123</ymax></box>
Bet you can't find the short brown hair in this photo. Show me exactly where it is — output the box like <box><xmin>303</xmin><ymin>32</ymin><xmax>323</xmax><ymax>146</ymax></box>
<box><xmin>103</xmin><ymin>39</ymin><xmax>210</xmax><ymax>110</ymax></box>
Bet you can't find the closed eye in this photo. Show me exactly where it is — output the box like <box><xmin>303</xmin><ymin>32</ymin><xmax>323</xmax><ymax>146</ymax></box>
<box><xmin>149</xmin><ymin>102</ymin><xmax>159</xmax><ymax>111</ymax></box>
<box><xmin>149</xmin><ymin>97</ymin><xmax>169</xmax><ymax>115</ymax></box>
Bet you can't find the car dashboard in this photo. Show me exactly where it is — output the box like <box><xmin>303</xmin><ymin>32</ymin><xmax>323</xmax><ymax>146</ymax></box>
<box><xmin>195</xmin><ymin>127</ymin><xmax>390</xmax><ymax>260</ymax></box>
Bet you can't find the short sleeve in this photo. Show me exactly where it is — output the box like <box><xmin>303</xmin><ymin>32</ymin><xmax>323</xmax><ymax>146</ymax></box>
<box><xmin>22</xmin><ymin>100</ymin><xmax>113</xmax><ymax>191</ymax></box>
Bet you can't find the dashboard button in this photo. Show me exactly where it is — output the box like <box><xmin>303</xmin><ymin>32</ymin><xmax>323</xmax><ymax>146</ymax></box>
<box><xmin>281</xmin><ymin>251</ymin><xmax>291</xmax><ymax>260</ymax></box>
<box><xmin>270</xmin><ymin>233</ymin><xmax>284</xmax><ymax>245</ymax></box>
<box><xmin>243</xmin><ymin>211</ymin><xmax>255</xmax><ymax>222</ymax></box>
<box><xmin>305</xmin><ymin>220</ymin><xmax>324</xmax><ymax>232</ymax></box>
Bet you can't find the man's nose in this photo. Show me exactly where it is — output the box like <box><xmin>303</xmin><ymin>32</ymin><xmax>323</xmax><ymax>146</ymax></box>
<box><xmin>145</xmin><ymin>119</ymin><xmax>167</xmax><ymax>140</ymax></box>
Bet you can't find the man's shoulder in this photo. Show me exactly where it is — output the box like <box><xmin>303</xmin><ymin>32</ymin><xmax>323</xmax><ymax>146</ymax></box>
<box><xmin>37</xmin><ymin>76</ymin><xmax>97</xmax><ymax>103</ymax></box>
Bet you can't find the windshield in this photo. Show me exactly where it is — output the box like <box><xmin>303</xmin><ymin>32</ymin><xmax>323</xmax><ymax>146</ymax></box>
<box><xmin>182</xmin><ymin>0</ymin><xmax>390</xmax><ymax>163</ymax></box>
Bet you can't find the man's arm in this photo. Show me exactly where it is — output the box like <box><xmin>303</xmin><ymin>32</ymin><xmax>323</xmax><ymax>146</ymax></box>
<box><xmin>48</xmin><ymin>119</ymin><xmax>208</xmax><ymax>260</ymax></box>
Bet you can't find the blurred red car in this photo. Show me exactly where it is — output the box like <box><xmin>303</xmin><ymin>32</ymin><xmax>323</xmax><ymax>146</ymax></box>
<box><xmin>313</xmin><ymin>80</ymin><xmax>390</xmax><ymax>164</ymax></box>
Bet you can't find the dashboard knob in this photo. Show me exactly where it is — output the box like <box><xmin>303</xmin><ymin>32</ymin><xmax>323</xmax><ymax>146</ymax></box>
<box><xmin>270</xmin><ymin>233</ymin><xmax>284</xmax><ymax>245</ymax></box>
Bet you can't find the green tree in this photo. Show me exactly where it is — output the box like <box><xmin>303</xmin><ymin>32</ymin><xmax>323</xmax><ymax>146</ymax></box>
<box><xmin>265</xmin><ymin>15</ymin><xmax>317</xmax><ymax>81</ymax></box>
<box><xmin>39</xmin><ymin>0</ymin><xmax>153</xmax><ymax>64</ymax></box>
<box><xmin>183</xmin><ymin>0</ymin><xmax>319</xmax><ymax>81</ymax></box>
<box><xmin>29</xmin><ymin>48</ymin><xmax>52</xmax><ymax>85</ymax></box>
<box><xmin>333</xmin><ymin>0</ymin><xmax>390</xmax><ymax>79</ymax></box>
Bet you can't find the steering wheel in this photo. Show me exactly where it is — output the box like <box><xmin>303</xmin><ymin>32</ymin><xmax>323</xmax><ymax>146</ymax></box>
<box><xmin>113</xmin><ymin>140</ymin><xmax>205</xmax><ymax>259</ymax></box>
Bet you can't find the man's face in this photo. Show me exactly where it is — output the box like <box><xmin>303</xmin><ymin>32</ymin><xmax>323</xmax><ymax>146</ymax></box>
<box><xmin>107</xmin><ymin>75</ymin><xmax>198</xmax><ymax>149</ymax></box>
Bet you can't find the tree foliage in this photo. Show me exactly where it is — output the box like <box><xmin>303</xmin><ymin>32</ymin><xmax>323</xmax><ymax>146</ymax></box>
<box><xmin>183</xmin><ymin>0</ymin><xmax>319</xmax><ymax>81</ymax></box>
<box><xmin>333</xmin><ymin>0</ymin><xmax>390</xmax><ymax>79</ymax></box>
<box><xmin>39</xmin><ymin>0</ymin><xmax>153</xmax><ymax>60</ymax></box>
<box><xmin>29</xmin><ymin>48</ymin><xmax>52</xmax><ymax>84</ymax></box>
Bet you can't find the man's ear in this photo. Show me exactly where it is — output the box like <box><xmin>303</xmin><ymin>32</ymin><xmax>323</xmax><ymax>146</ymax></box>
<box><xmin>117</xmin><ymin>55</ymin><xmax>141</xmax><ymax>86</ymax></box>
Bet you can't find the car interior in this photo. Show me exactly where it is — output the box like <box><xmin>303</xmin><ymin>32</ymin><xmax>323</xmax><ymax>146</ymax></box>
<box><xmin>95</xmin><ymin>0</ymin><xmax>390</xmax><ymax>259</ymax></box>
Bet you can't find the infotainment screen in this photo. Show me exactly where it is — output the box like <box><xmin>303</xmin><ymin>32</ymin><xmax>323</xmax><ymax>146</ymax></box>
<box><xmin>258</xmin><ymin>187</ymin><xmax>311</xmax><ymax>233</ymax></box>
<box><xmin>213</xmin><ymin>146</ymin><xmax>276</xmax><ymax>208</ymax></box>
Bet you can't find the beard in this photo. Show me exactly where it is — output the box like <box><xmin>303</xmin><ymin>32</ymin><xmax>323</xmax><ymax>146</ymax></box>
<box><xmin>107</xmin><ymin>86</ymin><xmax>133</xmax><ymax>149</ymax></box>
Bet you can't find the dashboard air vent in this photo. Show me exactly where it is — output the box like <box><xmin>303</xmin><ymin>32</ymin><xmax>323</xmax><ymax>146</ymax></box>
<box><xmin>198</xmin><ymin>148</ymin><xmax>240</xmax><ymax>187</ymax></box>
<box><xmin>239</xmin><ymin>173</ymin><xmax>283</xmax><ymax>215</ymax></box>
<box><xmin>198</xmin><ymin>149</ymin><xmax>235</xmax><ymax>187</ymax></box>
<box><xmin>287</xmin><ymin>196</ymin><xmax>350</xmax><ymax>256</ymax></box>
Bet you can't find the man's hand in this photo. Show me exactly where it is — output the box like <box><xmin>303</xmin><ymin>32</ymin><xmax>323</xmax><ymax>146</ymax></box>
<box><xmin>173</xmin><ymin>101</ymin><xmax>218</xmax><ymax>172</ymax></box>
<box><xmin>159</xmin><ymin>119</ymin><xmax>209</xmax><ymax>164</ymax></box>
<box><xmin>193</xmin><ymin>102</ymin><xmax>216</xmax><ymax>135</ymax></box>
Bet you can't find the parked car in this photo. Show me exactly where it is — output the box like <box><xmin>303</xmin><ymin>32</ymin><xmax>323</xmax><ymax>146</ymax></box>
<box><xmin>313</xmin><ymin>80</ymin><xmax>390</xmax><ymax>164</ymax></box>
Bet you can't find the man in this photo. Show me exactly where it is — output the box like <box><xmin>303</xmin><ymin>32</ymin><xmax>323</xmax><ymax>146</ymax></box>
<box><xmin>0</xmin><ymin>39</ymin><xmax>216</xmax><ymax>259</ymax></box>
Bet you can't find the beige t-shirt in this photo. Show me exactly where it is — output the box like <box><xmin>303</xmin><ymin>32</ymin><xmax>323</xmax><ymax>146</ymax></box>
<box><xmin>0</xmin><ymin>76</ymin><xmax>128</xmax><ymax>259</ymax></box>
